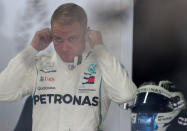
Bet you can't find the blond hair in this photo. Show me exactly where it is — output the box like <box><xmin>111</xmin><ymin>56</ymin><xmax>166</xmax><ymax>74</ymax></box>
<box><xmin>51</xmin><ymin>3</ymin><xmax>87</xmax><ymax>29</ymax></box>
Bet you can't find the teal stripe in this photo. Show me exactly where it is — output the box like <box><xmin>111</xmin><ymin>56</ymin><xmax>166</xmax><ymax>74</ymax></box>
<box><xmin>32</xmin><ymin>65</ymin><xmax>39</xmax><ymax>103</ymax></box>
<box><xmin>97</xmin><ymin>77</ymin><xmax>103</xmax><ymax>131</ymax></box>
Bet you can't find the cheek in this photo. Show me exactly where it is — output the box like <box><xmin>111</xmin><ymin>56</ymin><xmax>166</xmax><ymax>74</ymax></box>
<box><xmin>53</xmin><ymin>42</ymin><xmax>63</xmax><ymax>52</ymax></box>
<box><xmin>77</xmin><ymin>37</ymin><xmax>86</xmax><ymax>51</ymax></box>
<box><xmin>75</xmin><ymin>43</ymin><xmax>85</xmax><ymax>56</ymax></box>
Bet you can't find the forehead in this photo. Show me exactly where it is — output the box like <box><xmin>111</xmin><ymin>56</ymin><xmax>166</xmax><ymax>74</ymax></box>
<box><xmin>51</xmin><ymin>21</ymin><xmax>84</xmax><ymax>36</ymax></box>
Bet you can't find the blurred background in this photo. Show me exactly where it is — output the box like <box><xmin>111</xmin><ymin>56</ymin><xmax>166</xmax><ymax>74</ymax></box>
<box><xmin>133</xmin><ymin>0</ymin><xmax>187</xmax><ymax>100</ymax></box>
<box><xmin>3</xmin><ymin>0</ymin><xmax>187</xmax><ymax>130</ymax></box>
<box><xmin>0</xmin><ymin>0</ymin><xmax>133</xmax><ymax>131</ymax></box>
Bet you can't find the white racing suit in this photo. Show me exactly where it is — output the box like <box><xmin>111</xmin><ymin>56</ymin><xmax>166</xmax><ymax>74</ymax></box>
<box><xmin>0</xmin><ymin>44</ymin><xmax>137</xmax><ymax>131</ymax></box>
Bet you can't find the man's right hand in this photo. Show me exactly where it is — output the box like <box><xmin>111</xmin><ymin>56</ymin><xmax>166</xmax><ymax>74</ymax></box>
<box><xmin>31</xmin><ymin>28</ymin><xmax>52</xmax><ymax>51</ymax></box>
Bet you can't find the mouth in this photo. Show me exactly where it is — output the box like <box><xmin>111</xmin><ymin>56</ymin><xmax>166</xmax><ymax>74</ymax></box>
<box><xmin>60</xmin><ymin>53</ymin><xmax>74</xmax><ymax>62</ymax></box>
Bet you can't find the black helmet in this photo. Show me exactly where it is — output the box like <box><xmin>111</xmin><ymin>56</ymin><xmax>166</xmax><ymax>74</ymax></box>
<box><xmin>131</xmin><ymin>80</ymin><xmax>186</xmax><ymax>131</ymax></box>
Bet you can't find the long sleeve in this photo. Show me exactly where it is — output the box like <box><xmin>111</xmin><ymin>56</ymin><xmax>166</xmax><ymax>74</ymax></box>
<box><xmin>93</xmin><ymin>44</ymin><xmax>137</xmax><ymax>103</ymax></box>
<box><xmin>0</xmin><ymin>45</ymin><xmax>38</xmax><ymax>101</ymax></box>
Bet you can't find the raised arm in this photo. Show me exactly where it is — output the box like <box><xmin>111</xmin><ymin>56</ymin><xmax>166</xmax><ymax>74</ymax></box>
<box><xmin>0</xmin><ymin>28</ymin><xmax>52</xmax><ymax>101</ymax></box>
<box><xmin>86</xmin><ymin>30</ymin><xmax>137</xmax><ymax>103</ymax></box>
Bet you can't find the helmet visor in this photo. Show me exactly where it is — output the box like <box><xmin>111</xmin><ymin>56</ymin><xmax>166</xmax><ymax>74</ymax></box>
<box><xmin>132</xmin><ymin>92</ymin><xmax>173</xmax><ymax>113</ymax></box>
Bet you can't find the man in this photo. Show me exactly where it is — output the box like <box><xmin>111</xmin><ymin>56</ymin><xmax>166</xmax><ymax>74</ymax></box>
<box><xmin>0</xmin><ymin>3</ymin><xmax>137</xmax><ymax>131</ymax></box>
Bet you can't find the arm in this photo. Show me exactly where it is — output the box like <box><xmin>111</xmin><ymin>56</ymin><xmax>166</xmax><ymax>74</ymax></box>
<box><xmin>94</xmin><ymin>44</ymin><xmax>137</xmax><ymax>103</ymax></box>
<box><xmin>0</xmin><ymin>28</ymin><xmax>52</xmax><ymax>101</ymax></box>
<box><xmin>87</xmin><ymin>30</ymin><xmax>137</xmax><ymax>103</ymax></box>
<box><xmin>0</xmin><ymin>45</ymin><xmax>38</xmax><ymax>101</ymax></box>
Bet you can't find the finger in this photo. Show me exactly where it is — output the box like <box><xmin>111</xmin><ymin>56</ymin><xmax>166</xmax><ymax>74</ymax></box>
<box><xmin>85</xmin><ymin>30</ymin><xmax>90</xmax><ymax>42</ymax></box>
<box><xmin>87</xmin><ymin>31</ymin><xmax>94</xmax><ymax>41</ymax></box>
<box><xmin>86</xmin><ymin>31</ymin><xmax>93</xmax><ymax>44</ymax></box>
<box><xmin>45</xmin><ymin>29</ymin><xmax>52</xmax><ymax>43</ymax></box>
<box><xmin>48</xmin><ymin>29</ymin><xmax>52</xmax><ymax>41</ymax></box>
<box><xmin>41</xmin><ymin>30</ymin><xmax>52</xmax><ymax>44</ymax></box>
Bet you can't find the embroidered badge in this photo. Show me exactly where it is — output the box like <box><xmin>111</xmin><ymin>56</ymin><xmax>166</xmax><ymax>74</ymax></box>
<box><xmin>82</xmin><ymin>73</ymin><xmax>95</xmax><ymax>85</ymax></box>
<box><xmin>88</xmin><ymin>64</ymin><xmax>96</xmax><ymax>73</ymax></box>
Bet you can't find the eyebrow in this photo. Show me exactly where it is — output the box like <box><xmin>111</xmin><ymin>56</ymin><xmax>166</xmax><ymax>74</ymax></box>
<box><xmin>52</xmin><ymin>34</ymin><xmax>62</xmax><ymax>38</ymax></box>
<box><xmin>69</xmin><ymin>34</ymin><xmax>78</xmax><ymax>38</ymax></box>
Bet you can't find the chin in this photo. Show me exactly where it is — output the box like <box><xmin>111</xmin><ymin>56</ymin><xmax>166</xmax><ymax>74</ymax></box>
<box><xmin>61</xmin><ymin>57</ymin><xmax>74</xmax><ymax>63</ymax></box>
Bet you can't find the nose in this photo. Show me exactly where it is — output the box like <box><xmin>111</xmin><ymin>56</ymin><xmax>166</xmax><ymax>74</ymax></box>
<box><xmin>62</xmin><ymin>40</ymin><xmax>71</xmax><ymax>51</ymax></box>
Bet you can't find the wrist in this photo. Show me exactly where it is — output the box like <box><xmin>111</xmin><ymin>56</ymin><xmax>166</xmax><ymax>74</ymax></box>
<box><xmin>30</xmin><ymin>44</ymin><xmax>40</xmax><ymax>53</ymax></box>
<box><xmin>31</xmin><ymin>43</ymin><xmax>41</xmax><ymax>52</ymax></box>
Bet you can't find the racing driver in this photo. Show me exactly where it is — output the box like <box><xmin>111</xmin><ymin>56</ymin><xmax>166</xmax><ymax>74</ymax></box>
<box><xmin>0</xmin><ymin>3</ymin><xmax>137</xmax><ymax>131</ymax></box>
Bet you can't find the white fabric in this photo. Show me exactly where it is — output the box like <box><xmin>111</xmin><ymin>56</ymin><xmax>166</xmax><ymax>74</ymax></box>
<box><xmin>0</xmin><ymin>44</ymin><xmax>137</xmax><ymax>131</ymax></box>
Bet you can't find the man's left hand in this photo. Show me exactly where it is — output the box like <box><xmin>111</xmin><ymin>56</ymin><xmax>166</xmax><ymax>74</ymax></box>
<box><xmin>86</xmin><ymin>29</ymin><xmax>103</xmax><ymax>48</ymax></box>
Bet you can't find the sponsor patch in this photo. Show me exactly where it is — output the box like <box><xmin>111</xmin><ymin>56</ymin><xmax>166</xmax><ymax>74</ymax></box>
<box><xmin>40</xmin><ymin>63</ymin><xmax>56</xmax><ymax>73</ymax></box>
<box><xmin>40</xmin><ymin>76</ymin><xmax>55</xmax><ymax>82</ymax></box>
<box><xmin>79</xmin><ymin>64</ymin><xmax>98</xmax><ymax>93</ymax></box>
<box><xmin>33</xmin><ymin>93</ymin><xmax>99</xmax><ymax>106</ymax></box>
<box><xmin>37</xmin><ymin>86</ymin><xmax>56</xmax><ymax>90</ymax></box>
<box><xmin>82</xmin><ymin>73</ymin><xmax>95</xmax><ymax>85</ymax></box>
<box><xmin>88</xmin><ymin>64</ymin><xmax>96</xmax><ymax>73</ymax></box>
<box><xmin>79</xmin><ymin>72</ymin><xmax>97</xmax><ymax>93</ymax></box>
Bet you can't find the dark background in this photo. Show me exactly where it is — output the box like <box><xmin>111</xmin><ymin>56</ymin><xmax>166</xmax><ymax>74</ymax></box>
<box><xmin>133</xmin><ymin>0</ymin><xmax>187</xmax><ymax>100</ymax></box>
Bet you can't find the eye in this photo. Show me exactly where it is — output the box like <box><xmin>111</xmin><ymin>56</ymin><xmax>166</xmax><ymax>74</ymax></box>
<box><xmin>69</xmin><ymin>36</ymin><xmax>78</xmax><ymax>42</ymax></box>
<box><xmin>54</xmin><ymin>37</ymin><xmax>63</xmax><ymax>43</ymax></box>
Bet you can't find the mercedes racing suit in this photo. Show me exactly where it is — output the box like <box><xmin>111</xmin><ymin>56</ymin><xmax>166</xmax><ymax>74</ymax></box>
<box><xmin>0</xmin><ymin>44</ymin><xmax>137</xmax><ymax>131</ymax></box>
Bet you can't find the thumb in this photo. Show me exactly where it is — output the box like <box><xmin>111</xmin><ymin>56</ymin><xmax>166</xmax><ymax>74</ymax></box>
<box><xmin>85</xmin><ymin>27</ymin><xmax>92</xmax><ymax>44</ymax></box>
